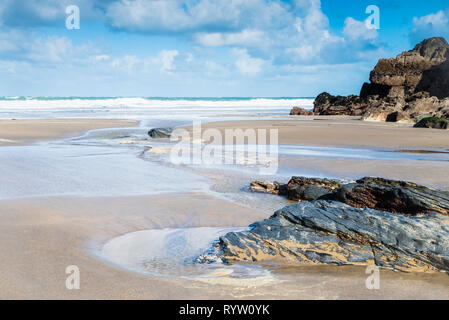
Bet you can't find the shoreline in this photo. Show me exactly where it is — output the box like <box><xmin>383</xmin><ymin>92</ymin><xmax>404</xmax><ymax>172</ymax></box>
<box><xmin>2</xmin><ymin>193</ymin><xmax>449</xmax><ymax>299</ymax></box>
<box><xmin>0</xmin><ymin>118</ymin><xmax>139</xmax><ymax>146</ymax></box>
<box><xmin>0</xmin><ymin>116</ymin><xmax>448</xmax><ymax>299</ymax></box>
<box><xmin>183</xmin><ymin>117</ymin><xmax>449</xmax><ymax>149</ymax></box>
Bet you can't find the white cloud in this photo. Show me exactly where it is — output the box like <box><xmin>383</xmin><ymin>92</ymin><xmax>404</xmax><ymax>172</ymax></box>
<box><xmin>343</xmin><ymin>17</ymin><xmax>378</xmax><ymax>41</ymax></box>
<box><xmin>194</xmin><ymin>29</ymin><xmax>267</xmax><ymax>47</ymax></box>
<box><xmin>411</xmin><ymin>9</ymin><xmax>449</xmax><ymax>41</ymax></box>
<box><xmin>94</xmin><ymin>55</ymin><xmax>110</xmax><ymax>62</ymax></box>
<box><xmin>0</xmin><ymin>0</ymin><xmax>106</xmax><ymax>27</ymax></box>
<box><xmin>104</xmin><ymin>0</ymin><xmax>292</xmax><ymax>33</ymax></box>
<box><xmin>111</xmin><ymin>55</ymin><xmax>141</xmax><ymax>71</ymax></box>
<box><xmin>0</xmin><ymin>29</ymin><xmax>98</xmax><ymax>66</ymax></box>
<box><xmin>413</xmin><ymin>10</ymin><xmax>449</xmax><ymax>30</ymax></box>
<box><xmin>155</xmin><ymin>50</ymin><xmax>179</xmax><ymax>73</ymax></box>
<box><xmin>232</xmin><ymin>48</ymin><xmax>267</xmax><ymax>76</ymax></box>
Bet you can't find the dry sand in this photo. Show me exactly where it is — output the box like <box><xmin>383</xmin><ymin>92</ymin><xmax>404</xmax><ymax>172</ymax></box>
<box><xmin>1</xmin><ymin>117</ymin><xmax>449</xmax><ymax>299</ymax></box>
<box><xmin>189</xmin><ymin>117</ymin><xmax>449</xmax><ymax>149</ymax></box>
<box><xmin>0</xmin><ymin>119</ymin><xmax>138</xmax><ymax>146</ymax></box>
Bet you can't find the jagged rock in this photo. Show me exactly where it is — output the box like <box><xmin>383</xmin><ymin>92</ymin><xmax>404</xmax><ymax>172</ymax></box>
<box><xmin>290</xmin><ymin>107</ymin><xmax>314</xmax><ymax>116</ymax></box>
<box><xmin>249</xmin><ymin>181</ymin><xmax>284</xmax><ymax>195</ymax></box>
<box><xmin>356</xmin><ymin>177</ymin><xmax>425</xmax><ymax>188</ymax></box>
<box><xmin>288</xmin><ymin>184</ymin><xmax>330</xmax><ymax>201</ymax></box>
<box><xmin>414</xmin><ymin>117</ymin><xmax>449</xmax><ymax>129</ymax></box>
<box><xmin>285</xmin><ymin>176</ymin><xmax>343</xmax><ymax>201</ymax></box>
<box><xmin>251</xmin><ymin>176</ymin><xmax>449</xmax><ymax>216</ymax></box>
<box><xmin>249</xmin><ymin>176</ymin><xmax>343</xmax><ymax>201</ymax></box>
<box><xmin>148</xmin><ymin>128</ymin><xmax>173</xmax><ymax>138</ymax></box>
<box><xmin>313</xmin><ymin>92</ymin><xmax>366</xmax><ymax>116</ymax></box>
<box><xmin>287</xmin><ymin>176</ymin><xmax>343</xmax><ymax>190</ymax></box>
<box><xmin>333</xmin><ymin>182</ymin><xmax>449</xmax><ymax>215</ymax></box>
<box><xmin>313</xmin><ymin>37</ymin><xmax>449</xmax><ymax>124</ymax></box>
<box><xmin>386</xmin><ymin>111</ymin><xmax>412</xmax><ymax>123</ymax></box>
<box><xmin>212</xmin><ymin>201</ymin><xmax>449</xmax><ymax>272</ymax></box>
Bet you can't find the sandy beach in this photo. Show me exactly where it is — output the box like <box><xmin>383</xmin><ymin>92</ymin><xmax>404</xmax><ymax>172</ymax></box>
<box><xmin>1</xmin><ymin>193</ymin><xmax>449</xmax><ymax>300</ymax></box>
<box><xmin>1</xmin><ymin>118</ymin><xmax>448</xmax><ymax>299</ymax></box>
<box><xmin>192</xmin><ymin>117</ymin><xmax>449</xmax><ymax>149</ymax></box>
<box><xmin>0</xmin><ymin>119</ymin><xmax>138</xmax><ymax>146</ymax></box>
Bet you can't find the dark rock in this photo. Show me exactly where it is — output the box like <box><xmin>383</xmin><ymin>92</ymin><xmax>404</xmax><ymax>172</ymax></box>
<box><xmin>313</xmin><ymin>92</ymin><xmax>366</xmax><ymax>116</ymax></box>
<box><xmin>288</xmin><ymin>184</ymin><xmax>331</xmax><ymax>201</ymax></box>
<box><xmin>251</xmin><ymin>176</ymin><xmax>449</xmax><ymax>216</ymax></box>
<box><xmin>287</xmin><ymin>176</ymin><xmax>342</xmax><ymax>190</ymax></box>
<box><xmin>314</xmin><ymin>37</ymin><xmax>449</xmax><ymax>123</ymax></box>
<box><xmin>148</xmin><ymin>128</ymin><xmax>173</xmax><ymax>138</ymax></box>
<box><xmin>335</xmin><ymin>182</ymin><xmax>449</xmax><ymax>215</ymax></box>
<box><xmin>249</xmin><ymin>176</ymin><xmax>343</xmax><ymax>201</ymax></box>
<box><xmin>290</xmin><ymin>107</ymin><xmax>314</xmax><ymax>116</ymax></box>
<box><xmin>356</xmin><ymin>177</ymin><xmax>425</xmax><ymax>188</ymax></box>
<box><xmin>285</xmin><ymin>176</ymin><xmax>343</xmax><ymax>201</ymax></box>
<box><xmin>212</xmin><ymin>201</ymin><xmax>449</xmax><ymax>272</ymax></box>
<box><xmin>249</xmin><ymin>181</ymin><xmax>285</xmax><ymax>195</ymax></box>
<box><xmin>414</xmin><ymin>117</ymin><xmax>449</xmax><ymax>129</ymax></box>
<box><xmin>386</xmin><ymin>111</ymin><xmax>411</xmax><ymax>123</ymax></box>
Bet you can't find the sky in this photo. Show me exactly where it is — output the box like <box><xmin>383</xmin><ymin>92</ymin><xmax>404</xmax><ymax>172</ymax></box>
<box><xmin>0</xmin><ymin>0</ymin><xmax>449</xmax><ymax>97</ymax></box>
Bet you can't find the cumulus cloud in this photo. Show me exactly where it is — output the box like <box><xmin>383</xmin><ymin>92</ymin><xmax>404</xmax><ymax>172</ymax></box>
<box><xmin>0</xmin><ymin>0</ymin><xmax>388</xmax><ymax>92</ymax></box>
<box><xmin>0</xmin><ymin>0</ymin><xmax>383</xmax><ymax>69</ymax></box>
<box><xmin>411</xmin><ymin>9</ymin><xmax>449</xmax><ymax>42</ymax></box>
<box><xmin>0</xmin><ymin>28</ymin><xmax>98</xmax><ymax>66</ymax></box>
<box><xmin>194</xmin><ymin>29</ymin><xmax>267</xmax><ymax>48</ymax></box>
<box><xmin>232</xmin><ymin>48</ymin><xmax>268</xmax><ymax>76</ymax></box>
<box><xmin>343</xmin><ymin>17</ymin><xmax>378</xmax><ymax>41</ymax></box>
<box><xmin>0</xmin><ymin>0</ymin><xmax>106</xmax><ymax>27</ymax></box>
<box><xmin>155</xmin><ymin>49</ymin><xmax>180</xmax><ymax>73</ymax></box>
<box><xmin>104</xmin><ymin>0</ymin><xmax>292</xmax><ymax>33</ymax></box>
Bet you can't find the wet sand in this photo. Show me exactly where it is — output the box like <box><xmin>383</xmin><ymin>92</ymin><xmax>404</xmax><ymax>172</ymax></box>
<box><xmin>1</xmin><ymin>193</ymin><xmax>448</xmax><ymax>300</ymax></box>
<box><xmin>189</xmin><ymin>117</ymin><xmax>449</xmax><ymax>149</ymax></box>
<box><xmin>1</xmin><ymin>117</ymin><xmax>449</xmax><ymax>299</ymax></box>
<box><xmin>0</xmin><ymin>119</ymin><xmax>138</xmax><ymax>146</ymax></box>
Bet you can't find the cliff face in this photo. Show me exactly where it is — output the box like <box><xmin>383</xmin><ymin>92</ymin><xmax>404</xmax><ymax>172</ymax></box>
<box><xmin>313</xmin><ymin>37</ymin><xmax>449</xmax><ymax>123</ymax></box>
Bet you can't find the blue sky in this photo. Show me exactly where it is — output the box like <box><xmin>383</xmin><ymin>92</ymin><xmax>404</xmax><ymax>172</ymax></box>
<box><xmin>1</xmin><ymin>0</ymin><xmax>449</xmax><ymax>97</ymax></box>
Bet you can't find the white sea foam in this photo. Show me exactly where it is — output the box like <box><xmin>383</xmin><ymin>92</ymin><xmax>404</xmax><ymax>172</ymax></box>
<box><xmin>0</xmin><ymin>97</ymin><xmax>313</xmax><ymax>119</ymax></box>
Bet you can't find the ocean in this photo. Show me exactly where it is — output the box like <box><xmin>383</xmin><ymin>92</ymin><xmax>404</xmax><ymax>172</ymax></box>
<box><xmin>0</xmin><ymin>97</ymin><xmax>314</xmax><ymax>120</ymax></box>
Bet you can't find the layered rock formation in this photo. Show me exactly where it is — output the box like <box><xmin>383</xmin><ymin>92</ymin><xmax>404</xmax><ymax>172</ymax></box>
<box><xmin>210</xmin><ymin>201</ymin><xmax>449</xmax><ymax>272</ymax></box>
<box><xmin>311</xmin><ymin>37</ymin><xmax>449</xmax><ymax>125</ymax></box>
<box><xmin>215</xmin><ymin>176</ymin><xmax>449</xmax><ymax>272</ymax></box>
<box><xmin>250</xmin><ymin>176</ymin><xmax>449</xmax><ymax>216</ymax></box>
<box><xmin>250</xmin><ymin>176</ymin><xmax>343</xmax><ymax>201</ymax></box>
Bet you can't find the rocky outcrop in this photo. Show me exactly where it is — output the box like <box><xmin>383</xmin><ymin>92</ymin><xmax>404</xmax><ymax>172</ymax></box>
<box><xmin>207</xmin><ymin>201</ymin><xmax>449</xmax><ymax>272</ymax></box>
<box><xmin>312</xmin><ymin>93</ymin><xmax>366</xmax><ymax>116</ymax></box>
<box><xmin>290</xmin><ymin>107</ymin><xmax>314</xmax><ymax>116</ymax></box>
<box><xmin>249</xmin><ymin>176</ymin><xmax>343</xmax><ymax>201</ymax></box>
<box><xmin>285</xmin><ymin>176</ymin><xmax>342</xmax><ymax>201</ymax></box>
<box><xmin>249</xmin><ymin>181</ymin><xmax>284</xmax><ymax>195</ymax></box>
<box><xmin>313</xmin><ymin>37</ymin><xmax>449</xmax><ymax>124</ymax></box>
<box><xmin>250</xmin><ymin>176</ymin><xmax>449</xmax><ymax>216</ymax></box>
<box><xmin>414</xmin><ymin>117</ymin><xmax>449</xmax><ymax>129</ymax></box>
<box><xmin>199</xmin><ymin>176</ymin><xmax>449</xmax><ymax>272</ymax></box>
<box><xmin>333</xmin><ymin>182</ymin><xmax>449</xmax><ymax>215</ymax></box>
<box><xmin>148</xmin><ymin>128</ymin><xmax>173</xmax><ymax>138</ymax></box>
